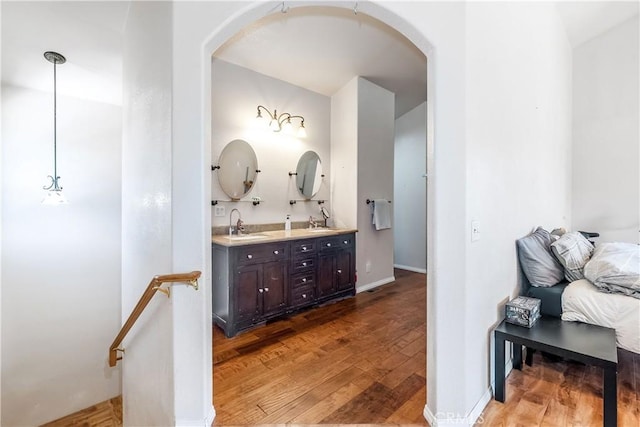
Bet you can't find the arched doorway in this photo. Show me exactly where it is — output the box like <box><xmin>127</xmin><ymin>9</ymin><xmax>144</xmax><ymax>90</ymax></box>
<box><xmin>199</xmin><ymin>1</ymin><xmax>437</xmax><ymax>422</ymax></box>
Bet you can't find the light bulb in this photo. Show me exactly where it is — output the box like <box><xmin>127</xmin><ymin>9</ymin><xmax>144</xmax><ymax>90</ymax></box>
<box><xmin>297</xmin><ymin>123</ymin><xmax>307</xmax><ymax>138</ymax></box>
<box><xmin>283</xmin><ymin>119</ymin><xmax>293</xmax><ymax>134</ymax></box>
<box><xmin>42</xmin><ymin>189</ymin><xmax>68</xmax><ymax>205</ymax></box>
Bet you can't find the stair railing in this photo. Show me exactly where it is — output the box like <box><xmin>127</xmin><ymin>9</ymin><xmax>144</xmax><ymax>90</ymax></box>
<box><xmin>109</xmin><ymin>271</ymin><xmax>201</xmax><ymax>367</ymax></box>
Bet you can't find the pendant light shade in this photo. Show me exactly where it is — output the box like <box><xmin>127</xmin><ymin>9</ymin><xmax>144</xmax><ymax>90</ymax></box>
<box><xmin>42</xmin><ymin>51</ymin><xmax>68</xmax><ymax>205</ymax></box>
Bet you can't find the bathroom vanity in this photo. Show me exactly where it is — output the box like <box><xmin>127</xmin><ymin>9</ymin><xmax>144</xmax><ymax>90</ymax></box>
<box><xmin>212</xmin><ymin>229</ymin><xmax>356</xmax><ymax>337</ymax></box>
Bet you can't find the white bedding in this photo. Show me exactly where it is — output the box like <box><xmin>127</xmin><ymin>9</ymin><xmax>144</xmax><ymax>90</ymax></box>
<box><xmin>584</xmin><ymin>242</ymin><xmax>640</xmax><ymax>298</ymax></box>
<box><xmin>562</xmin><ymin>279</ymin><xmax>640</xmax><ymax>354</ymax></box>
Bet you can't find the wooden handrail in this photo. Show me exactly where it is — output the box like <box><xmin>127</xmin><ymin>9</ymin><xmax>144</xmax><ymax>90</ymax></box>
<box><xmin>109</xmin><ymin>271</ymin><xmax>201</xmax><ymax>367</ymax></box>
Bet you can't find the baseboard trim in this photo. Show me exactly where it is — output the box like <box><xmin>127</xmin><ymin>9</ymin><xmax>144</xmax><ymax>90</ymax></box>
<box><xmin>356</xmin><ymin>276</ymin><xmax>395</xmax><ymax>293</ymax></box>
<box><xmin>175</xmin><ymin>405</ymin><xmax>215</xmax><ymax>427</ymax></box>
<box><xmin>468</xmin><ymin>387</ymin><xmax>492</xmax><ymax>425</ymax></box>
<box><xmin>206</xmin><ymin>406</ymin><xmax>216</xmax><ymax>425</ymax></box>
<box><xmin>393</xmin><ymin>264</ymin><xmax>427</xmax><ymax>274</ymax></box>
<box><xmin>423</xmin><ymin>358</ymin><xmax>513</xmax><ymax>426</ymax></box>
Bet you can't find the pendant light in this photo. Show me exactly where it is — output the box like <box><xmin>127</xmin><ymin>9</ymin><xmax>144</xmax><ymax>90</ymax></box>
<box><xmin>42</xmin><ymin>51</ymin><xmax>68</xmax><ymax>205</ymax></box>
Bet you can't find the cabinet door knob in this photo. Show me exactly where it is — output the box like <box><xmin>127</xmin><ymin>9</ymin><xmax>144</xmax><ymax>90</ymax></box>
<box><xmin>337</xmin><ymin>269</ymin><xmax>342</xmax><ymax>274</ymax></box>
<box><xmin>344</xmin><ymin>240</ymin><xmax>348</xmax><ymax>244</ymax></box>
<box><xmin>264</xmin><ymin>287</ymin><xmax>269</xmax><ymax>292</ymax></box>
<box><xmin>302</xmin><ymin>278</ymin><xmax>307</xmax><ymax>282</ymax></box>
<box><xmin>302</xmin><ymin>246</ymin><xmax>307</xmax><ymax>251</ymax></box>
<box><xmin>274</xmin><ymin>250</ymin><xmax>279</xmax><ymax>255</ymax></box>
<box><xmin>302</xmin><ymin>262</ymin><xmax>307</xmax><ymax>267</ymax></box>
<box><xmin>247</xmin><ymin>254</ymin><xmax>253</xmax><ymax>259</ymax></box>
<box><xmin>326</xmin><ymin>243</ymin><xmax>331</xmax><ymax>247</ymax></box>
<box><xmin>258</xmin><ymin>288</ymin><xmax>264</xmax><ymax>293</ymax></box>
<box><xmin>302</xmin><ymin>294</ymin><xmax>307</xmax><ymax>298</ymax></box>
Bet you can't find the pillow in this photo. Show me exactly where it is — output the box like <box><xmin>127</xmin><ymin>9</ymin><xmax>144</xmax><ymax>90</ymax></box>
<box><xmin>517</xmin><ymin>227</ymin><xmax>565</xmax><ymax>287</ymax></box>
<box><xmin>550</xmin><ymin>227</ymin><xmax>566</xmax><ymax>242</ymax></box>
<box><xmin>550</xmin><ymin>231</ymin><xmax>594</xmax><ymax>282</ymax></box>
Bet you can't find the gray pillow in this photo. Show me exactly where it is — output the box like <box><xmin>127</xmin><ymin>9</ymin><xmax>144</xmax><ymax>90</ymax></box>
<box><xmin>551</xmin><ymin>231</ymin><xmax>594</xmax><ymax>282</ymax></box>
<box><xmin>517</xmin><ymin>227</ymin><xmax>565</xmax><ymax>287</ymax></box>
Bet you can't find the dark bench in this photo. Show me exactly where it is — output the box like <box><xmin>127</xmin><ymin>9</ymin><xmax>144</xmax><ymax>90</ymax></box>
<box><xmin>494</xmin><ymin>317</ymin><xmax>618</xmax><ymax>426</ymax></box>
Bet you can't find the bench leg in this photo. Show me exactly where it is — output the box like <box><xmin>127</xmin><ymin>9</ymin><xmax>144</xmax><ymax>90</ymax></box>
<box><xmin>525</xmin><ymin>347</ymin><xmax>534</xmax><ymax>366</ymax></box>
<box><xmin>494</xmin><ymin>334</ymin><xmax>505</xmax><ymax>402</ymax></box>
<box><xmin>513</xmin><ymin>343</ymin><xmax>522</xmax><ymax>370</ymax></box>
<box><xmin>603</xmin><ymin>367</ymin><xmax>617</xmax><ymax>427</ymax></box>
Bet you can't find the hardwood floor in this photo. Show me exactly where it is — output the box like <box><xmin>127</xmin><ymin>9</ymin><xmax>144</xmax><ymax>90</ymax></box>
<box><xmin>41</xmin><ymin>396</ymin><xmax>122</xmax><ymax>426</ymax></box>
<box><xmin>40</xmin><ymin>268</ymin><xmax>640</xmax><ymax>426</ymax></box>
<box><xmin>212</xmin><ymin>268</ymin><xmax>428</xmax><ymax>425</ymax></box>
<box><xmin>479</xmin><ymin>348</ymin><xmax>640</xmax><ymax>426</ymax></box>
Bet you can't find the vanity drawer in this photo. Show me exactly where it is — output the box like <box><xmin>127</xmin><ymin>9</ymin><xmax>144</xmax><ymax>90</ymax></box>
<box><xmin>292</xmin><ymin>240</ymin><xmax>316</xmax><ymax>257</ymax></box>
<box><xmin>291</xmin><ymin>285</ymin><xmax>315</xmax><ymax>307</ymax></box>
<box><xmin>291</xmin><ymin>272</ymin><xmax>315</xmax><ymax>288</ymax></box>
<box><xmin>319</xmin><ymin>234</ymin><xmax>354</xmax><ymax>252</ymax></box>
<box><xmin>292</xmin><ymin>257</ymin><xmax>315</xmax><ymax>272</ymax></box>
<box><xmin>235</xmin><ymin>243</ymin><xmax>288</xmax><ymax>265</ymax></box>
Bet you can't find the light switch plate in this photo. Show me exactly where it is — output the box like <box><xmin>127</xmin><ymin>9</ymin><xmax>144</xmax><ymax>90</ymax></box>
<box><xmin>214</xmin><ymin>206</ymin><xmax>225</xmax><ymax>217</ymax></box>
<box><xmin>471</xmin><ymin>220</ymin><xmax>480</xmax><ymax>242</ymax></box>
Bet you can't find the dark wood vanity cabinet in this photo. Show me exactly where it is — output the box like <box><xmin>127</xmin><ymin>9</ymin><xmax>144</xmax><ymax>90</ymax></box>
<box><xmin>234</xmin><ymin>260</ymin><xmax>288</xmax><ymax>326</ymax></box>
<box><xmin>317</xmin><ymin>234</ymin><xmax>355</xmax><ymax>298</ymax></box>
<box><xmin>229</xmin><ymin>242</ymin><xmax>289</xmax><ymax>333</ymax></box>
<box><xmin>212</xmin><ymin>232</ymin><xmax>355</xmax><ymax>337</ymax></box>
<box><xmin>290</xmin><ymin>239</ymin><xmax>317</xmax><ymax>309</ymax></box>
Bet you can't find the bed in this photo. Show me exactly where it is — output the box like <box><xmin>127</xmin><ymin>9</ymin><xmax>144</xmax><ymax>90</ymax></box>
<box><xmin>518</xmin><ymin>228</ymin><xmax>640</xmax><ymax>354</ymax></box>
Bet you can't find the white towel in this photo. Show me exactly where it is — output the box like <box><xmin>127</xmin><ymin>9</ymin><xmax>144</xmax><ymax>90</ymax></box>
<box><xmin>372</xmin><ymin>199</ymin><xmax>391</xmax><ymax>230</ymax></box>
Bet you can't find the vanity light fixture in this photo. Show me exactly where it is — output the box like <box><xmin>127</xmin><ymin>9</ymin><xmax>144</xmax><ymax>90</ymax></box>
<box><xmin>42</xmin><ymin>51</ymin><xmax>68</xmax><ymax>205</ymax></box>
<box><xmin>255</xmin><ymin>105</ymin><xmax>306</xmax><ymax>137</ymax></box>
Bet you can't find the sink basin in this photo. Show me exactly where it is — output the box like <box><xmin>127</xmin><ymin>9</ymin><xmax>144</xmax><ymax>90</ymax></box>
<box><xmin>224</xmin><ymin>234</ymin><xmax>268</xmax><ymax>241</ymax></box>
<box><xmin>307</xmin><ymin>228</ymin><xmax>333</xmax><ymax>233</ymax></box>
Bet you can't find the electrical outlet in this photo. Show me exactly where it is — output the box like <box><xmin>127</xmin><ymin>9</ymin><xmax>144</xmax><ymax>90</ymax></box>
<box><xmin>365</xmin><ymin>261</ymin><xmax>372</xmax><ymax>273</ymax></box>
<box><xmin>471</xmin><ymin>220</ymin><xmax>480</xmax><ymax>242</ymax></box>
<box><xmin>214</xmin><ymin>206</ymin><xmax>225</xmax><ymax>217</ymax></box>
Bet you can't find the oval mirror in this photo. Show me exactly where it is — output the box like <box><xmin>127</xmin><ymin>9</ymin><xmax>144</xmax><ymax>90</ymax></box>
<box><xmin>217</xmin><ymin>139</ymin><xmax>259</xmax><ymax>200</ymax></box>
<box><xmin>295</xmin><ymin>151</ymin><xmax>323</xmax><ymax>199</ymax></box>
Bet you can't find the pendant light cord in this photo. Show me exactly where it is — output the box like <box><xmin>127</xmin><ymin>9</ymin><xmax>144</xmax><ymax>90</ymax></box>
<box><xmin>43</xmin><ymin>51</ymin><xmax>65</xmax><ymax>192</ymax></box>
<box><xmin>53</xmin><ymin>58</ymin><xmax>58</xmax><ymax>185</ymax></box>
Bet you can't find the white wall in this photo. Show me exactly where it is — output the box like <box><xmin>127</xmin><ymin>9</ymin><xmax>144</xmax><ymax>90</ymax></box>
<box><xmin>356</xmin><ymin>77</ymin><xmax>396</xmax><ymax>289</ymax></box>
<box><xmin>394</xmin><ymin>102</ymin><xmax>427</xmax><ymax>273</ymax></box>
<box><xmin>464</xmin><ymin>1</ymin><xmax>572</xmax><ymax>415</ymax></box>
<box><xmin>330</xmin><ymin>77</ymin><xmax>358</xmax><ymax>230</ymax></box>
<box><xmin>572</xmin><ymin>16</ymin><xmax>639</xmax><ymax>244</ymax></box>
<box><xmin>1</xmin><ymin>84</ymin><xmax>122</xmax><ymax>425</ymax></box>
<box><xmin>0</xmin><ymin>2</ymin><xmax>4</xmax><ymax>422</ymax></box>
<box><xmin>211</xmin><ymin>59</ymin><xmax>331</xmax><ymax>227</ymax></box>
<box><xmin>121</xmin><ymin>2</ymin><xmax>176</xmax><ymax>425</ymax></box>
<box><xmin>330</xmin><ymin>76</ymin><xmax>396</xmax><ymax>289</ymax></box>
<box><xmin>172</xmin><ymin>1</ymin><xmax>216</xmax><ymax>424</ymax></box>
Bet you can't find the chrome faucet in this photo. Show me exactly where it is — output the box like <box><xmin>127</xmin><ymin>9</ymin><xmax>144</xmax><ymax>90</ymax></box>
<box><xmin>308</xmin><ymin>216</ymin><xmax>318</xmax><ymax>229</ymax></box>
<box><xmin>229</xmin><ymin>208</ymin><xmax>244</xmax><ymax>235</ymax></box>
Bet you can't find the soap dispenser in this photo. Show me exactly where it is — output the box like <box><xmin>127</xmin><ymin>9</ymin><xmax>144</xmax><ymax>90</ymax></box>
<box><xmin>285</xmin><ymin>214</ymin><xmax>291</xmax><ymax>231</ymax></box>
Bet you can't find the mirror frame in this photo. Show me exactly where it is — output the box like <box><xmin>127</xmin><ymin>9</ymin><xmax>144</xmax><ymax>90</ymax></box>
<box><xmin>216</xmin><ymin>139</ymin><xmax>259</xmax><ymax>201</ymax></box>
<box><xmin>295</xmin><ymin>150</ymin><xmax>323</xmax><ymax>199</ymax></box>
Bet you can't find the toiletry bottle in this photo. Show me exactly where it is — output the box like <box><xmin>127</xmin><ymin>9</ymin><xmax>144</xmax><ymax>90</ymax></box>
<box><xmin>285</xmin><ymin>214</ymin><xmax>291</xmax><ymax>231</ymax></box>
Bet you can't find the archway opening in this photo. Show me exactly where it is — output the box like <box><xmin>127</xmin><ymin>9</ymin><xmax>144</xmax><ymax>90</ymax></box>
<box><xmin>202</xmin><ymin>2</ymin><xmax>436</xmax><ymax>423</ymax></box>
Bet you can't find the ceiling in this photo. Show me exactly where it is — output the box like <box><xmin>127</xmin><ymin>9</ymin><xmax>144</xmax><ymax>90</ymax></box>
<box><xmin>556</xmin><ymin>1</ymin><xmax>639</xmax><ymax>47</ymax></box>
<box><xmin>214</xmin><ymin>6</ymin><xmax>427</xmax><ymax>118</ymax></box>
<box><xmin>1</xmin><ymin>1</ymin><xmax>129</xmax><ymax>105</ymax></box>
<box><xmin>1</xmin><ymin>1</ymin><xmax>637</xmax><ymax>111</ymax></box>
